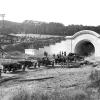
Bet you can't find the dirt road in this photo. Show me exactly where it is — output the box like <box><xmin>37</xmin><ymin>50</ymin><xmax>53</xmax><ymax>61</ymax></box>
<box><xmin>0</xmin><ymin>66</ymin><xmax>94</xmax><ymax>99</ymax></box>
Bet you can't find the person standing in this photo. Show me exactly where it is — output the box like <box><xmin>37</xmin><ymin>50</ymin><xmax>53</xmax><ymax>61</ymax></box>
<box><xmin>0</xmin><ymin>64</ymin><xmax>3</xmax><ymax>77</ymax></box>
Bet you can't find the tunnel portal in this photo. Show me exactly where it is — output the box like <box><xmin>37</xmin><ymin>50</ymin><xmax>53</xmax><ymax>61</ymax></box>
<box><xmin>74</xmin><ymin>40</ymin><xmax>95</xmax><ymax>57</ymax></box>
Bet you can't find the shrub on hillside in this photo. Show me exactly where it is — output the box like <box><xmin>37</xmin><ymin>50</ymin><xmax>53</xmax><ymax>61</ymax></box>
<box><xmin>87</xmin><ymin>69</ymin><xmax>100</xmax><ymax>99</ymax></box>
<box><xmin>89</xmin><ymin>69</ymin><xmax>100</xmax><ymax>82</ymax></box>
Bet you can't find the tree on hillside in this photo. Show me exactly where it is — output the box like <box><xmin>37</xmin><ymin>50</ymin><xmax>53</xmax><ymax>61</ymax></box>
<box><xmin>0</xmin><ymin>20</ymin><xmax>100</xmax><ymax>36</ymax></box>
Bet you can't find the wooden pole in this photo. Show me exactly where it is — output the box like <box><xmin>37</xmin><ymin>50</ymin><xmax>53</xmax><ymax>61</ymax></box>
<box><xmin>71</xmin><ymin>39</ymin><xmax>72</xmax><ymax>52</ymax></box>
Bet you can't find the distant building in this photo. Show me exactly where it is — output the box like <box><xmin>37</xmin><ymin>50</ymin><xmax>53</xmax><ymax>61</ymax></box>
<box><xmin>0</xmin><ymin>34</ymin><xmax>18</xmax><ymax>44</ymax></box>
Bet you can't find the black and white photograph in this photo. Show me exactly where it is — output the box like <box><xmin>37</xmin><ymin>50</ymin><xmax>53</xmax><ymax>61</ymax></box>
<box><xmin>0</xmin><ymin>0</ymin><xmax>100</xmax><ymax>100</ymax></box>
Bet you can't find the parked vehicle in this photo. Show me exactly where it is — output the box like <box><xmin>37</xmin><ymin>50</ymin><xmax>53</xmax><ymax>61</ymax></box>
<box><xmin>18</xmin><ymin>60</ymin><xmax>33</xmax><ymax>68</ymax></box>
<box><xmin>2</xmin><ymin>62</ymin><xmax>22</xmax><ymax>73</ymax></box>
<box><xmin>67</xmin><ymin>53</ymin><xmax>84</xmax><ymax>62</ymax></box>
<box><xmin>37</xmin><ymin>57</ymin><xmax>54</xmax><ymax>68</ymax></box>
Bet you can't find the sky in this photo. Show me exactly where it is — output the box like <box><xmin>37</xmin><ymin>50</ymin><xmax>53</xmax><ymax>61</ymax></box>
<box><xmin>0</xmin><ymin>0</ymin><xmax>100</xmax><ymax>26</ymax></box>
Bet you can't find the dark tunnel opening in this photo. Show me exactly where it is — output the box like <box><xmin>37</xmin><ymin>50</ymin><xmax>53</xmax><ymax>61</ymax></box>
<box><xmin>75</xmin><ymin>40</ymin><xmax>95</xmax><ymax>57</ymax></box>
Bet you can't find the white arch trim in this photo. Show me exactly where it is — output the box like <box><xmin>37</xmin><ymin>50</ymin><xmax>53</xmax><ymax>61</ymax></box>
<box><xmin>65</xmin><ymin>30</ymin><xmax>100</xmax><ymax>39</ymax></box>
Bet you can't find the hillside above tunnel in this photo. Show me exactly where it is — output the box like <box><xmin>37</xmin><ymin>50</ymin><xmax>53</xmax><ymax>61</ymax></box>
<box><xmin>0</xmin><ymin>20</ymin><xmax>100</xmax><ymax>36</ymax></box>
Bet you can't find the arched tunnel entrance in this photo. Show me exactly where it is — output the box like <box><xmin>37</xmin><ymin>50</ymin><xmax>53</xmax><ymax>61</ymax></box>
<box><xmin>74</xmin><ymin>40</ymin><xmax>95</xmax><ymax>57</ymax></box>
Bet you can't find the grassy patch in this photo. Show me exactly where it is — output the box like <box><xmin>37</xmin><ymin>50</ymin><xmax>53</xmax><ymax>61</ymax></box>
<box><xmin>3</xmin><ymin>86</ymin><xmax>91</xmax><ymax>100</ymax></box>
<box><xmin>2</xmin><ymin>68</ymin><xmax>100</xmax><ymax>100</ymax></box>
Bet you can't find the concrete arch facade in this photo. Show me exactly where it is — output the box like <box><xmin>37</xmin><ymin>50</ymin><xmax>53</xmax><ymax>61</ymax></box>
<box><xmin>25</xmin><ymin>30</ymin><xmax>100</xmax><ymax>57</ymax></box>
<box><xmin>70</xmin><ymin>30</ymin><xmax>100</xmax><ymax>57</ymax></box>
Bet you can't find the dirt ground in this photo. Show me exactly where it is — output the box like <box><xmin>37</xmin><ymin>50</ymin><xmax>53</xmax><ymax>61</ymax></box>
<box><xmin>0</xmin><ymin>65</ymin><xmax>95</xmax><ymax>99</ymax></box>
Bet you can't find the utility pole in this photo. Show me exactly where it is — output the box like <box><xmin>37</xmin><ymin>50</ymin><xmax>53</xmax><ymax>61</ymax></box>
<box><xmin>0</xmin><ymin>14</ymin><xmax>5</xmax><ymax>58</ymax></box>
<box><xmin>0</xmin><ymin>14</ymin><xmax>5</xmax><ymax>29</ymax></box>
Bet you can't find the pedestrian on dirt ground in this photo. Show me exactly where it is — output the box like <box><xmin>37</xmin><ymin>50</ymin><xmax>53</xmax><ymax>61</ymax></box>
<box><xmin>22</xmin><ymin>65</ymin><xmax>26</xmax><ymax>71</ymax></box>
<box><xmin>34</xmin><ymin>62</ymin><xmax>37</xmax><ymax>68</ymax></box>
<box><xmin>0</xmin><ymin>64</ymin><xmax>3</xmax><ymax>77</ymax></box>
